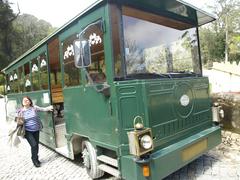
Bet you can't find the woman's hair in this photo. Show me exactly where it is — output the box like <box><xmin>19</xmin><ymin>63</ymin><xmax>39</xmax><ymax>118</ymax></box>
<box><xmin>22</xmin><ymin>96</ymin><xmax>33</xmax><ymax>107</ymax></box>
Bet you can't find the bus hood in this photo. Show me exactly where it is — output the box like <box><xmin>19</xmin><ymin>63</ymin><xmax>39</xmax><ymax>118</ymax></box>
<box><xmin>116</xmin><ymin>77</ymin><xmax>213</xmax><ymax>149</ymax></box>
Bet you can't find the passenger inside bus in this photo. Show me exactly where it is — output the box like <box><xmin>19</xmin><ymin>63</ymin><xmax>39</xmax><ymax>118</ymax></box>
<box><xmin>87</xmin><ymin>53</ymin><xmax>106</xmax><ymax>84</ymax></box>
<box><xmin>89</xmin><ymin>71</ymin><xmax>106</xmax><ymax>83</ymax></box>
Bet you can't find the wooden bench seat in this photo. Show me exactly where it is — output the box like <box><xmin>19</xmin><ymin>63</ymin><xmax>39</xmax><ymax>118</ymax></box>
<box><xmin>51</xmin><ymin>85</ymin><xmax>64</xmax><ymax>103</ymax></box>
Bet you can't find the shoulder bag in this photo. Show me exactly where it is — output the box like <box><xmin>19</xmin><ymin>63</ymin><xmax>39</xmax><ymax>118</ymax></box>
<box><xmin>16</xmin><ymin>109</ymin><xmax>24</xmax><ymax>126</ymax></box>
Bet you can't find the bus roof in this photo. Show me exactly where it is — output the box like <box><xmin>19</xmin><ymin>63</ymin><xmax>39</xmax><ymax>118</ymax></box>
<box><xmin>2</xmin><ymin>0</ymin><xmax>215</xmax><ymax>73</ymax></box>
<box><xmin>177</xmin><ymin>0</ymin><xmax>216</xmax><ymax>25</ymax></box>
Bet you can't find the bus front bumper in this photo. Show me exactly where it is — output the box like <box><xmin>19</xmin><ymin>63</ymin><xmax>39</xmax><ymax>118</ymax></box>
<box><xmin>121</xmin><ymin>126</ymin><xmax>221</xmax><ymax>180</ymax></box>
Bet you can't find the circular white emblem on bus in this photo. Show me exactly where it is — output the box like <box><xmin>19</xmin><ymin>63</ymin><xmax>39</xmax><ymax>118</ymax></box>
<box><xmin>180</xmin><ymin>95</ymin><xmax>190</xmax><ymax>106</ymax></box>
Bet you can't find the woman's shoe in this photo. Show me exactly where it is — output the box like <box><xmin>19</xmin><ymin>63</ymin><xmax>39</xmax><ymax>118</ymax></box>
<box><xmin>33</xmin><ymin>162</ymin><xmax>40</xmax><ymax>168</ymax></box>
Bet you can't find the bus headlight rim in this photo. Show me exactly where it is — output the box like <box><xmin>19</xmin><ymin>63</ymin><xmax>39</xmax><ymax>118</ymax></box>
<box><xmin>140</xmin><ymin>134</ymin><xmax>153</xmax><ymax>150</ymax></box>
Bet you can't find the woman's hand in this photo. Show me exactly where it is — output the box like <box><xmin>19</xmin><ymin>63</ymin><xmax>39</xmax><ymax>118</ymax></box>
<box><xmin>48</xmin><ymin>105</ymin><xmax>54</xmax><ymax>112</ymax></box>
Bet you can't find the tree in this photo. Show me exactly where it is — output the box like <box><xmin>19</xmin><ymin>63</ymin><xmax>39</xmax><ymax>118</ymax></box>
<box><xmin>0</xmin><ymin>0</ymin><xmax>19</xmax><ymax>69</ymax></box>
<box><xmin>200</xmin><ymin>27</ymin><xmax>225</xmax><ymax>66</ymax></box>
<box><xmin>11</xmin><ymin>14</ymin><xmax>56</xmax><ymax>59</ymax></box>
<box><xmin>202</xmin><ymin>0</ymin><xmax>240</xmax><ymax>64</ymax></box>
<box><xmin>0</xmin><ymin>1</ymin><xmax>55</xmax><ymax>71</ymax></box>
<box><xmin>0</xmin><ymin>1</ymin><xmax>55</xmax><ymax>94</ymax></box>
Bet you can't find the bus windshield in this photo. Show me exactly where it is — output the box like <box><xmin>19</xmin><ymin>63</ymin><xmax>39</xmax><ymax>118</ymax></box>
<box><xmin>122</xmin><ymin>8</ymin><xmax>201</xmax><ymax>78</ymax></box>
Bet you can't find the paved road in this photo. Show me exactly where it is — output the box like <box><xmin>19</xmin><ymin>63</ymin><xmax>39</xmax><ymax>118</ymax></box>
<box><xmin>1</xmin><ymin>119</ymin><xmax>240</xmax><ymax>180</ymax></box>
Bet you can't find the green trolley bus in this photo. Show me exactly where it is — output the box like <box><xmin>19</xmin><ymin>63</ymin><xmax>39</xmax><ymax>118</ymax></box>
<box><xmin>3</xmin><ymin>0</ymin><xmax>221</xmax><ymax>179</ymax></box>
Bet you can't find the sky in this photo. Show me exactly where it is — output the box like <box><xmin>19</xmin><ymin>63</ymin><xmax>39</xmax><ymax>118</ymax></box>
<box><xmin>10</xmin><ymin>0</ymin><xmax>214</xmax><ymax>28</ymax></box>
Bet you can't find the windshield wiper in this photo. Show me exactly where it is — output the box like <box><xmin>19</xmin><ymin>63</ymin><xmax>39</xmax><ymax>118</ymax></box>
<box><xmin>169</xmin><ymin>71</ymin><xmax>200</xmax><ymax>77</ymax></box>
<box><xmin>126</xmin><ymin>73</ymin><xmax>172</xmax><ymax>79</ymax></box>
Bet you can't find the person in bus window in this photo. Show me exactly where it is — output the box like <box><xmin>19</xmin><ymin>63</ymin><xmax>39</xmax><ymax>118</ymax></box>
<box><xmin>16</xmin><ymin>96</ymin><xmax>53</xmax><ymax>167</ymax></box>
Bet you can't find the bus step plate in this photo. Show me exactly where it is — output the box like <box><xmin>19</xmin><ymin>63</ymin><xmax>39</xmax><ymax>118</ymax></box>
<box><xmin>97</xmin><ymin>155</ymin><xmax>118</xmax><ymax>167</ymax></box>
<box><xmin>98</xmin><ymin>164</ymin><xmax>120</xmax><ymax>178</ymax></box>
<box><xmin>56</xmin><ymin>146</ymin><xmax>70</xmax><ymax>158</ymax></box>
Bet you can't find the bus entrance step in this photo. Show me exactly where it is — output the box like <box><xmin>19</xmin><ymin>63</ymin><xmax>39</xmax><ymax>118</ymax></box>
<box><xmin>97</xmin><ymin>155</ymin><xmax>118</xmax><ymax>167</ymax></box>
<box><xmin>55</xmin><ymin>146</ymin><xmax>73</xmax><ymax>159</ymax></box>
<box><xmin>98</xmin><ymin>164</ymin><xmax>120</xmax><ymax>178</ymax></box>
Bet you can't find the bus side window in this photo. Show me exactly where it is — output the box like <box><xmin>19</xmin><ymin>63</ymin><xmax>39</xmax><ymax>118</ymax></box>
<box><xmin>48</xmin><ymin>38</ymin><xmax>62</xmax><ymax>87</ymax></box>
<box><xmin>6</xmin><ymin>74</ymin><xmax>11</xmax><ymax>93</ymax></box>
<box><xmin>82</xmin><ymin>22</ymin><xmax>106</xmax><ymax>84</ymax></box>
<box><xmin>63</xmin><ymin>34</ymin><xmax>81</xmax><ymax>87</ymax></box>
<box><xmin>24</xmin><ymin>62</ymin><xmax>31</xmax><ymax>92</ymax></box>
<box><xmin>12</xmin><ymin>70</ymin><xmax>19</xmax><ymax>93</ymax></box>
<box><xmin>18</xmin><ymin>66</ymin><xmax>24</xmax><ymax>93</ymax></box>
<box><xmin>32</xmin><ymin>57</ymin><xmax>40</xmax><ymax>91</ymax></box>
<box><xmin>39</xmin><ymin>53</ymin><xmax>49</xmax><ymax>90</ymax></box>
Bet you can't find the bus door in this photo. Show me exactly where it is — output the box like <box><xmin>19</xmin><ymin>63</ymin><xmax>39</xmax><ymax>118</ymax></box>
<box><xmin>48</xmin><ymin>37</ymin><xmax>68</xmax><ymax>152</ymax></box>
<box><xmin>66</xmin><ymin>19</ymin><xmax>113</xmax><ymax>141</ymax></box>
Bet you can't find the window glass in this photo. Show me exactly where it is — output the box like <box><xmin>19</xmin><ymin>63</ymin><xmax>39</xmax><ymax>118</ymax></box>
<box><xmin>48</xmin><ymin>38</ymin><xmax>62</xmax><ymax>87</ymax></box>
<box><xmin>122</xmin><ymin>8</ymin><xmax>201</xmax><ymax>77</ymax></box>
<box><xmin>8</xmin><ymin>73</ymin><xmax>13</xmax><ymax>93</ymax></box>
<box><xmin>12</xmin><ymin>70</ymin><xmax>19</xmax><ymax>93</ymax></box>
<box><xmin>18</xmin><ymin>66</ymin><xmax>24</xmax><ymax>92</ymax></box>
<box><xmin>82</xmin><ymin>22</ymin><xmax>106</xmax><ymax>84</ymax></box>
<box><xmin>50</xmin><ymin>72</ymin><xmax>62</xmax><ymax>86</ymax></box>
<box><xmin>110</xmin><ymin>5</ymin><xmax>123</xmax><ymax>78</ymax></box>
<box><xmin>6</xmin><ymin>74</ymin><xmax>11</xmax><ymax>93</ymax></box>
<box><xmin>63</xmin><ymin>33</ymin><xmax>80</xmax><ymax>87</ymax></box>
<box><xmin>39</xmin><ymin>53</ymin><xmax>49</xmax><ymax>90</ymax></box>
<box><xmin>24</xmin><ymin>62</ymin><xmax>31</xmax><ymax>92</ymax></box>
<box><xmin>32</xmin><ymin>58</ymin><xmax>40</xmax><ymax>91</ymax></box>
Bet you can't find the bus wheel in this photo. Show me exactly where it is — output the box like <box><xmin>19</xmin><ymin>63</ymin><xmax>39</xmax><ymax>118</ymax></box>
<box><xmin>82</xmin><ymin>141</ymin><xmax>104</xmax><ymax>179</ymax></box>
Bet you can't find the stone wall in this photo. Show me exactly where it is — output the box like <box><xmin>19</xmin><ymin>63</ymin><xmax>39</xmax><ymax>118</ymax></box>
<box><xmin>203</xmin><ymin>62</ymin><xmax>240</xmax><ymax>93</ymax></box>
<box><xmin>212</xmin><ymin>92</ymin><xmax>240</xmax><ymax>134</ymax></box>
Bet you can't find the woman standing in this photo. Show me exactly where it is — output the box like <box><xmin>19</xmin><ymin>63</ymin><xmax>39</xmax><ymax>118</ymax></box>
<box><xmin>17</xmin><ymin>96</ymin><xmax>53</xmax><ymax>167</ymax></box>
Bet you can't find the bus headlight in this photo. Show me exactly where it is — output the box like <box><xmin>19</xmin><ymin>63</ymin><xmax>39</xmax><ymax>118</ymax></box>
<box><xmin>127</xmin><ymin>128</ymin><xmax>154</xmax><ymax>157</ymax></box>
<box><xmin>140</xmin><ymin>135</ymin><xmax>153</xmax><ymax>149</ymax></box>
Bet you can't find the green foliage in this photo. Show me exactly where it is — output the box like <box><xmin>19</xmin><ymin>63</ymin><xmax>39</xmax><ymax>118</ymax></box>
<box><xmin>0</xmin><ymin>85</ymin><xmax>4</xmax><ymax>95</ymax></box>
<box><xmin>0</xmin><ymin>0</ymin><xmax>16</xmax><ymax>69</ymax></box>
<box><xmin>200</xmin><ymin>0</ymin><xmax>240</xmax><ymax>66</ymax></box>
<box><xmin>229</xmin><ymin>35</ymin><xmax>240</xmax><ymax>64</ymax></box>
<box><xmin>200</xmin><ymin>27</ymin><xmax>225</xmax><ymax>64</ymax></box>
<box><xmin>0</xmin><ymin>73</ymin><xmax>5</xmax><ymax>84</ymax></box>
<box><xmin>0</xmin><ymin>1</ymin><xmax>55</xmax><ymax>71</ymax></box>
<box><xmin>0</xmin><ymin>74</ymin><xmax>5</xmax><ymax>95</ymax></box>
<box><xmin>11</xmin><ymin>14</ymin><xmax>55</xmax><ymax>59</ymax></box>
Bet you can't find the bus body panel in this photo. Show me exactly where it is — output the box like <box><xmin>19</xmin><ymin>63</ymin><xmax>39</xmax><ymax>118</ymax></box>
<box><xmin>58</xmin><ymin>4</ymin><xmax>119</xmax><ymax>149</ymax></box>
<box><xmin>63</xmin><ymin>86</ymin><xmax>118</xmax><ymax>148</ymax></box>
<box><xmin>121</xmin><ymin>126</ymin><xmax>221</xmax><ymax>180</ymax></box>
<box><xmin>115</xmin><ymin>77</ymin><xmax>214</xmax><ymax>153</ymax></box>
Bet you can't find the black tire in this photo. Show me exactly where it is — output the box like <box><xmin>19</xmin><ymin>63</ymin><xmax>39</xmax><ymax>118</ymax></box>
<box><xmin>82</xmin><ymin>141</ymin><xmax>104</xmax><ymax>179</ymax></box>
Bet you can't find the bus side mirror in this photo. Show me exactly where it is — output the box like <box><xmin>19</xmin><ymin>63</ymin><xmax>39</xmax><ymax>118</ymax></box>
<box><xmin>74</xmin><ymin>39</ymin><xmax>91</xmax><ymax>68</ymax></box>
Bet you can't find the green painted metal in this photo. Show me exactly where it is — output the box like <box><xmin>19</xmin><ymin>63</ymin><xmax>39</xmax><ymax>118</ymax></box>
<box><xmin>4</xmin><ymin>45</ymin><xmax>47</xmax><ymax>74</ymax></box>
<box><xmin>58</xmin><ymin>4</ymin><xmax>118</xmax><ymax>150</ymax></box>
<box><xmin>115</xmin><ymin>77</ymin><xmax>214</xmax><ymax>153</ymax></box>
<box><xmin>121</xmin><ymin>126</ymin><xmax>221</xmax><ymax>180</ymax></box>
<box><xmin>63</xmin><ymin>86</ymin><xmax>117</xmax><ymax>146</ymax></box>
<box><xmin>115</xmin><ymin>0</ymin><xmax>215</xmax><ymax>26</ymax></box>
